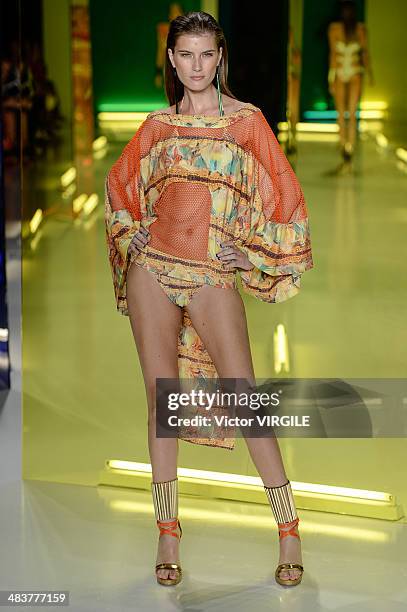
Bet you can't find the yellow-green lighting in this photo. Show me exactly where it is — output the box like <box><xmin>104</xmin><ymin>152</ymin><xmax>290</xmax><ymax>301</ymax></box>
<box><xmin>98</xmin><ymin>112</ymin><xmax>150</xmax><ymax>122</ymax></box>
<box><xmin>29</xmin><ymin>209</ymin><xmax>43</xmax><ymax>234</ymax></box>
<box><xmin>61</xmin><ymin>167</ymin><xmax>76</xmax><ymax>188</ymax></box>
<box><xmin>105</xmin><ymin>499</ymin><xmax>389</xmax><ymax>542</ymax></box>
<box><xmin>360</xmin><ymin>101</ymin><xmax>388</xmax><ymax>110</ymax></box>
<box><xmin>73</xmin><ymin>194</ymin><xmax>88</xmax><ymax>214</ymax></box>
<box><xmin>106</xmin><ymin>460</ymin><xmax>393</xmax><ymax>502</ymax></box>
<box><xmin>274</xmin><ymin>323</ymin><xmax>290</xmax><ymax>373</ymax></box>
<box><xmin>396</xmin><ymin>148</ymin><xmax>407</xmax><ymax>163</ymax></box>
<box><xmin>83</xmin><ymin>194</ymin><xmax>99</xmax><ymax>216</ymax></box>
<box><xmin>92</xmin><ymin>136</ymin><xmax>107</xmax><ymax>151</ymax></box>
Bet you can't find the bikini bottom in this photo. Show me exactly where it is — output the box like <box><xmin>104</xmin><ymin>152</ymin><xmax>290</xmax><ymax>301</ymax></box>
<box><xmin>336</xmin><ymin>65</ymin><xmax>364</xmax><ymax>82</ymax></box>
<box><xmin>134</xmin><ymin>265</ymin><xmax>209</xmax><ymax>308</ymax></box>
<box><xmin>129</xmin><ymin>247</ymin><xmax>239</xmax><ymax>309</ymax></box>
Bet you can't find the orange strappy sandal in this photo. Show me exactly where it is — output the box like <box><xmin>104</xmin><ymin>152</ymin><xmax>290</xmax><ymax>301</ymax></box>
<box><xmin>264</xmin><ymin>480</ymin><xmax>304</xmax><ymax>587</ymax></box>
<box><xmin>151</xmin><ymin>478</ymin><xmax>183</xmax><ymax>587</ymax></box>
<box><xmin>275</xmin><ymin>517</ymin><xmax>304</xmax><ymax>586</ymax></box>
<box><xmin>155</xmin><ymin>517</ymin><xmax>183</xmax><ymax>586</ymax></box>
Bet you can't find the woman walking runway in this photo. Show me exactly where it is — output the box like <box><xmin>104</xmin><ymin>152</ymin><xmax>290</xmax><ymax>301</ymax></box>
<box><xmin>105</xmin><ymin>10</ymin><xmax>313</xmax><ymax>588</ymax></box>
<box><xmin>328</xmin><ymin>0</ymin><xmax>374</xmax><ymax>165</ymax></box>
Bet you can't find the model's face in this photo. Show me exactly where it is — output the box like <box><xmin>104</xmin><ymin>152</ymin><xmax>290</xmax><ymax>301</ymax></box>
<box><xmin>169</xmin><ymin>33</ymin><xmax>222</xmax><ymax>90</ymax></box>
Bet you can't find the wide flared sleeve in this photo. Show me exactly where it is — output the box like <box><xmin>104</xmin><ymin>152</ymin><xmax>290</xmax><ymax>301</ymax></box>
<box><xmin>104</xmin><ymin>117</ymin><xmax>158</xmax><ymax>315</ymax></box>
<box><xmin>235</xmin><ymin>110</ymin><xmax>314</xmax><ymax>303</ymax></box>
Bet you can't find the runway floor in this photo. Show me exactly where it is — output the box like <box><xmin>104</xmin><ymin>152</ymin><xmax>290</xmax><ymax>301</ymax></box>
<box><xmin>1</xmin><ymin>131</ymin><xmax>406</xmax><ymax>610</ymax></box>
<box><xmin>0</xmin><ymin>477</ymin><xmax>406</xmax><ymax>611</ymax></box>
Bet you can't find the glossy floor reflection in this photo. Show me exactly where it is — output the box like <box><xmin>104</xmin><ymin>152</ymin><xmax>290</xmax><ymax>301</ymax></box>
<box><xmin>0</xmin><ymin>478</ymin><xmax>406</xmax><ymax>611</ymax></box>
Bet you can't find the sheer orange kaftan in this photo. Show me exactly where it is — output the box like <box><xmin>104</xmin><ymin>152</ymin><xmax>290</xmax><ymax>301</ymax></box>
<box><xmin>104</xmin><ymin>103</ymin><xmax>314</xmax><ymax>451</ymax></box>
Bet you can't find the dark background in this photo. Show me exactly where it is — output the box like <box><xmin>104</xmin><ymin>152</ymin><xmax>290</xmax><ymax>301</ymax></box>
<box><xmin>219</xmin><ymin>0</ymin><xmax>289</xmax><ymax>133</ymax></box>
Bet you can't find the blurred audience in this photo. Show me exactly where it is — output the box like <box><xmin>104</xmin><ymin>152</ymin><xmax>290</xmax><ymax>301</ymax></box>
<box><xmin>1</xmin><ymin>40</ymin><xmax>64</xmax><ymax>161</ymax></box>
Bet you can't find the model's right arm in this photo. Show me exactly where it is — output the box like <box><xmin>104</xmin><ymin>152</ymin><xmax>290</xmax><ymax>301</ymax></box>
<box><xmin>106</xmin><ymin>121</ymin><xmax>144</xmax><ymax>250</ymax></box>
<box><xmin>104</xmin><ymin>117</ymin><xmax>162</xmax><ymax>311</ymax></box>
<box><xmin>105</xmin><ymin>118</ymin><xmax>156</xmax><ymax>265</ymax></box>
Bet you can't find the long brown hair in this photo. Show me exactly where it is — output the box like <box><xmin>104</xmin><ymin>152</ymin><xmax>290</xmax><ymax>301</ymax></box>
<box><xmin>164</xmin><ymin>11</ymin><xmax>236</xmax><ymax>108</ymax></box>
<box><xmin>340</xmin><ymin>0</ymin><xmax>358</xmax><ymax>41</ymax></box>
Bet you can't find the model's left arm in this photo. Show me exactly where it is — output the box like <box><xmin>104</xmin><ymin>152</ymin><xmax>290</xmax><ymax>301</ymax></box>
<box><xmin>235</xmin><ymin>110</ymin><xmax>314</xmax><ymax>303</ymax></box>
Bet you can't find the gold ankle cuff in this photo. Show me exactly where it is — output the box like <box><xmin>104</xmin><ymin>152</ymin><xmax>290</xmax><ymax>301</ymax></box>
<box><xmin>264</xmin><ymin>479</ymin><xmax>298</xmax><ymax>524</ymax></box>
<box><xmin>151</xmin><ymin>478</ymin><xmax>178</xmax><ymax>521</ymax></box>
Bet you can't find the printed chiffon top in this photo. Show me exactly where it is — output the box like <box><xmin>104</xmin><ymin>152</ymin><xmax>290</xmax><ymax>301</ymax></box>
<box><xmin>105</xmin><ymin>103</ymin><xmax>314</xmax><ymax>316</ymax></box>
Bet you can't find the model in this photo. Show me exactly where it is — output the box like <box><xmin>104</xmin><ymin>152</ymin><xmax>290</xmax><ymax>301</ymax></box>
<box><xmin>328</xmin><ymin>0</ymin><xmax>374</xmax><ymax>165</ymax></box>
<box><xmin>105</xmin><ymin>11</ymin><xmax>313</xmax><ymax>588</ymax></box>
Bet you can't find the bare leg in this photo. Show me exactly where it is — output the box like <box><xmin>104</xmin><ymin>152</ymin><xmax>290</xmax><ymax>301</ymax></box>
<box><xmin>185</xmin><ymin>285</ymin><xmax>302</xmax><ymax>580</ymax></box>
<box><xmin>126</xmin><ymin>263</ymin><xmax>183</xmax><ymax>581</ymax></box>
<box><xmin>333</xmin><ymin>78</ymin><xmax>347</xmax><ymax>148</ymax></box>
<box><xmin>347</xmin><ymin>74</ymin><xmax>362</xmax><ymax>149</ymax></box>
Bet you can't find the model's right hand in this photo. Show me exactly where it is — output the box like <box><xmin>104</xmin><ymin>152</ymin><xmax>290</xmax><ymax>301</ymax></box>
<box><xmin>128</xmin><ymin>227</ymin><xmax>150</xmax><ymax>257</ymax></box>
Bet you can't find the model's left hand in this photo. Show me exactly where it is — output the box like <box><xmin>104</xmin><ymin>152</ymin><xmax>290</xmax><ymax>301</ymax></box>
<box><xmin>217</xmin><ymin>240</ymin><xmax>254</xmax><ymax>271</ymax></box>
